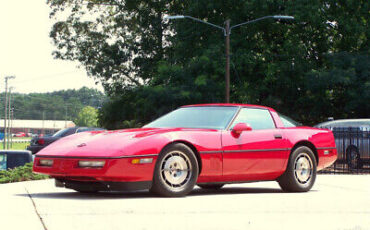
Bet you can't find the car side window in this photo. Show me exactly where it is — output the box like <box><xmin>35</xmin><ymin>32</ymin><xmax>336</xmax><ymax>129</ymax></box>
<box><xmin>231</xmin><ymin>108</ymin><xmax>276</xmax><ymax>130</ymax></box>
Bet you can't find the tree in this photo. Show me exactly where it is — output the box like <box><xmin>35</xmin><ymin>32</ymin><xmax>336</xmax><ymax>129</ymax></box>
<box><xmin>0</xmin><ymin>87</ymin><xmax>105</xmax><ymax>121</ymax></box>
<box><xmin>302</xmin><ymin>52</ymin><xmax>369</xmax><ymax>124</ymax></box>
<box><xmin>48</xmin><ymin>0</ymin><xmax>369</xmax><ymax>127</ymax></box>
<box><xmin>75</xmin><ymin>106</ymin><xmax>99</xmax><ymax>127</ymax></box>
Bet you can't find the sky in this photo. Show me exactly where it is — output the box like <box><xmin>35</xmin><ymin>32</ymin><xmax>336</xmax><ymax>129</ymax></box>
<box><xmin>0</xmin><ymin>0</ymin><xmax>104</xmax><ymax>94</ymax></box>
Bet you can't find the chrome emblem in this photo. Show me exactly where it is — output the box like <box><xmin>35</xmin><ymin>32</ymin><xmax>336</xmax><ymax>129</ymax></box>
<box><xmin>77</xmin><ymin>143</ymin><xmax>87</xmax><ymax>147</ymax></box>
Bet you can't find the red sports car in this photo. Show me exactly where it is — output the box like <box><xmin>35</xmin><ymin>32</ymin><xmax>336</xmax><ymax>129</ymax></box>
<box><xmin>33</xmin><ymin>104</ymin><xmax>337</xmax><ymax>197</ymax></box>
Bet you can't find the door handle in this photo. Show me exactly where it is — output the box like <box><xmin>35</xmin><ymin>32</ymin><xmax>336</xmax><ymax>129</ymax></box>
<box><xmin>274</xmin><ymin>134</ymin><xmax>282</xmax><ymax>139</ymax></box>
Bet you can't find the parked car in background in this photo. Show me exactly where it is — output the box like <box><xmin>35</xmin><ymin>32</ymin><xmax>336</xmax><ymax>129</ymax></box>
<box><xmin>0</xmin><ymin>150</ymin><xmax>32</xmax><ymax>170</ymax></box>
<box><xmin>315</xmin><ymin>119</ymin><xmax>370</xmax><ymax>169</ymax></box>
<box><xmin>27</xmin><ymin>133</ymin><xmax>37</xmax><ymax>137</ymax></box>
<box><xmin>27</xmin><ymin>127</ymin><xmax>105</xmax><ymax>154</ymax></box>
<box><xmin>14</xmin><ymin>132</ymin><xmax>26</xmax><ymax>137</ymax></box>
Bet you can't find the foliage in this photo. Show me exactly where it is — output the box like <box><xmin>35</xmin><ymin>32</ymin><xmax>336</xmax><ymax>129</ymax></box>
<box><xmin>48</xmin><ymin>0</ymin><xmax>369</xmax><ymax>127</ymax></box>
<box><xmin>303</xmin><ymin>52</ymin><xmax>370</xmax><ymax>124</ymax></box>
<box><xmin>75</xmin><ymin>106</ymin><xmax>99</xmax><ymax>127</ymax></box>
<box><xmin>0</xmin><ymin>163</ymin><xmax>49</xmax><ymax>184</ymax></box>
<box><xmin>0</xmin><ymin>87</ymin><xmax>106</xmax><ymax>122</ymax></box>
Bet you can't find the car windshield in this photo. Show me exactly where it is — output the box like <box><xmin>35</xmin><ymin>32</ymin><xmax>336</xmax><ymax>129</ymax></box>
<box><xmin>144</xmin><ymin>106</ymin><xmax>239</xmax><ymax>130</ymax></box>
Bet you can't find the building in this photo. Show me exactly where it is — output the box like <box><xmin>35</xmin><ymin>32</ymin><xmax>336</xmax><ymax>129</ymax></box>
<box><xmin>0</xmin><ymin>119</ymin><xmax>75</xmax><ymax>135</ymax></box>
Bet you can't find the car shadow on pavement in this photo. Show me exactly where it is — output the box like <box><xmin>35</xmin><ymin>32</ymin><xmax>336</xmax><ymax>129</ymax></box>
<box><xmin>15</xmin><ymin>186</ymin><xmax>288</xmax><ymax>200</ymax></box>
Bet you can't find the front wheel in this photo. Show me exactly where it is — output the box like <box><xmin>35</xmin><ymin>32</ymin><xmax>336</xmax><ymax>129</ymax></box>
<box><xmin>150</xmin><ymin>143</ymin><xmax>199</xmax><ymax>197</ymax></box>
<box><xmin>278</xmin><ymin>146</ymin><xmax>317</xmax><ymax>192</ymax></box>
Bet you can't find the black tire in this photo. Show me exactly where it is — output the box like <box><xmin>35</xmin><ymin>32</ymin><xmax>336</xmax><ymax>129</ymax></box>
<box><xmin>198</xmin><ymin>184</ymin><xmax>224</xmax><ymax>190</ymax></box>
<box><xmin>346</xmin><ymin>146</ymin><xmax>361</xmax><ymax>169</ymax></box>
<box><xmin>150</xmin><ymin>143</ymin><xmax>199</xmax><ymax>197</ymax></box>
<box><xmin>278</xmin><ymin>146</ymin><xmax>317</xmax><ymax>192</ymax></box>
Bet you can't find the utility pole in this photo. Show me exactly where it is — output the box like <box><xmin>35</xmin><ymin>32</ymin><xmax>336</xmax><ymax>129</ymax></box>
<box><xmin>7</xmin><ymin>87</ymin><xmax>14</xmax><ymax>149</ymax></box>
<box><xmin>3</xmin><ymin>76</ymin><xmax>15</xmax><ymax>149</ymax></box>
<box><xmin>65</xmin><ymin>106</ymin><xmax>68</xmax><ymax>128</ymax></box>
<box><xmin>42</xmin><ymin>111</ymin><xmax>45</xmax><ymax>135</ymax></box>
<box><xmin>10</xmin><ymin>107</ymin><xmax>14</xmax><ymax>148</ymax></box>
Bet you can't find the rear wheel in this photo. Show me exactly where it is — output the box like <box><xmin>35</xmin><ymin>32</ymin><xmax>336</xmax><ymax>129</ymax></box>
<box><xmin>346</xmin><ymin>146</ymin><xmax>361</xmax><ymax>169</ymax></box>
<box><xmin>278</xmin><ymin>146</ymin><xmax>316</xmax><ymax>192</ymax></box>
<box><xmin>198</xmin><ymin>184</ymin><xmax>224</xmax><ymax>190</ymax></box>
<box><xmin>150</xmin><ymin>143</ymin><xmax>199</xmax><ymax>197</ymax></box>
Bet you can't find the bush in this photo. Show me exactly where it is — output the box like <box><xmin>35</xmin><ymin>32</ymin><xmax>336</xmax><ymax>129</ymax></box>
<box><xmin>0</xmin><ymin>163</ymin><xmax>49</xmax><ymax>184</ymax></box>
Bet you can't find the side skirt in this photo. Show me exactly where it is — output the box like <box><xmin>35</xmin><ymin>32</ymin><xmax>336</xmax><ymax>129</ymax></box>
<box><xmin>197</xmin><ymin>179</ymin><xmax>276</xmax><ymax>186</ymax></box>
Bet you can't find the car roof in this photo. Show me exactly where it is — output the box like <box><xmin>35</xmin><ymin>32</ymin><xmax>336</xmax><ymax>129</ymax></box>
<box><xmin>315</xmin><ymin>119</ymin><xmax>370</xmax><ymax>128</ymax></box>
<box><xmin>181</xmin><ymin>103</ymin><xmax>274</xmax><ymax>111</ymax></box>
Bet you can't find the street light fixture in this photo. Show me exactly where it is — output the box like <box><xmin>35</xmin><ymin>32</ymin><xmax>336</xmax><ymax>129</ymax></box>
<box><xmin>164</xmin><ymin>15</ymin><xmax>294</xmax><ymax>103</ymax></box>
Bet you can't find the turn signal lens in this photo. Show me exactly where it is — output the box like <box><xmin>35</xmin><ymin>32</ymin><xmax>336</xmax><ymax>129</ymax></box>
<box><xmin>131</xmin><ymin>158</ymin><xmax>153</xmax><ymax>164</ymax></box>
<box><xmin>78</xmin><ymin>160</ymin><xmax>105</xmax><ymax>168</ymax></box>
<box><xmin>39</xmin><ymin>159</ymin><xmax>53</xmax><ymax>166</ymax></box>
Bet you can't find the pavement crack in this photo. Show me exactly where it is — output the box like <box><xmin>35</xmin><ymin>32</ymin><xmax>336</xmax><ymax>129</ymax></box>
<box><xmin>24</xmin><ymin>187</ymin><xmax>48</xmax><ymax>230</ymax></box>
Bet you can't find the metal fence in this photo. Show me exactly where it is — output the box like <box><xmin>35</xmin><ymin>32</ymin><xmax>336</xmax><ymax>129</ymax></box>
<box><xmin>319</xmin><ymin>127</ymin><xmax>370</xmax><ymax>174</ymax></box>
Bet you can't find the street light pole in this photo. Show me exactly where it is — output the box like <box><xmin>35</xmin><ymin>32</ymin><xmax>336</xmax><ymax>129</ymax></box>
<box><xmin>7</xmin><ymin>87</ymin><xmax>14</xmax><ymax>149</ymax></box>
<box><xmin>164</xmin><ymin>15</ymin><xmax>294</xmax><ymax>103</ymax></box>
<box><xmin>225</xmin><ymin>20</ymin><xmax>231</xmax><ymax>103</ymax></box>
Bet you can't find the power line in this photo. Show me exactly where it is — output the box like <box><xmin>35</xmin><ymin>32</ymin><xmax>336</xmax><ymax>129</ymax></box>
<box><xmin>11</xmin><ymin>70</ymin><xmax>81</xmax><ymax>84</ymax></box>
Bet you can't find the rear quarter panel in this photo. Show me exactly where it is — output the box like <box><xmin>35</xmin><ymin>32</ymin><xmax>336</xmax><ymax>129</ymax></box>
<box><xmin>282</xmin><ymin>127</ymin><xmax>337</xmax><ymax>170</ymax></box>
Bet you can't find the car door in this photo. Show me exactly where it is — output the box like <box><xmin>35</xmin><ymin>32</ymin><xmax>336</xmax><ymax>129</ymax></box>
<box><xmin>222</xmin><ymin>107</ymin><xmax>290</xmax><ymax>181</ymax></box>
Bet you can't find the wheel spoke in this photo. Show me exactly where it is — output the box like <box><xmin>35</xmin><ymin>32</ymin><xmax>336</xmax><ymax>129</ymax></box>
<box><xmin>294</xmin><ymin>153</ymin><xmax>313</xmax><ymax>184</ymax></box>
<box><xmin>159</xmin><ymin>150</ymin><xmax>192</xmax><ymax>191</ymax></box>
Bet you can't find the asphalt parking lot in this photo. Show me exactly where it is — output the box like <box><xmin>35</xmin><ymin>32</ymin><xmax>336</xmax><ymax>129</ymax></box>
<box><xmin>1</xmin><ymin>175</ymin><xmax>369</xmax><ymax>230</ymax></box>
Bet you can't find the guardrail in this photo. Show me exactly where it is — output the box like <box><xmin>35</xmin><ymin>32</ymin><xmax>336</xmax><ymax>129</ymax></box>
<box><xmin>319</xmin><ymin>127</ymin><xmax>370</xmax><ymax>174</ymax></box>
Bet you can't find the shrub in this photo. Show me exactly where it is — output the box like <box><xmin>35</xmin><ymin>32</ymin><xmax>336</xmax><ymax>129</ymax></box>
<box><xmin>0</xmin><ymin>163</ymin><xmax>49</xmax><ymax>184</ymax></box>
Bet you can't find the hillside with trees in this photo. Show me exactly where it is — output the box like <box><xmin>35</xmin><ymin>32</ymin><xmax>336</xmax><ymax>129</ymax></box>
<box><xmin>0</xmin><ymin>87</ymin><xmax>105</xmax><ymax>124</ymax></box>
<box><xmin>48</xmin><ymin>0</ymin><xmax>369</xmax><ymax>128</ymax></box>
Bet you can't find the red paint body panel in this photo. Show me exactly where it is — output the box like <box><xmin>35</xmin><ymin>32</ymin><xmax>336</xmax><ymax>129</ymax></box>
<box><xmin>33</xmin><ymin>103</ymin><xmax>337</xmax><ymax>188</ymax></box>
<box><xmin>34</xmin><ymin>157</ymin><xmax>157</xmax><ymax>182</ymax></box>
<box><xmin>221</xmin><ymin>129</ymin><xmax>290</xmax><ymax>181</ymax></box>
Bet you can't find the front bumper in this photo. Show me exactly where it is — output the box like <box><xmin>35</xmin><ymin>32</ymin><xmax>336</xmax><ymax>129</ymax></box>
<box><xmin>33</xmin><ymin>155</ymin><xmax>158</xmax><ymax>183</ymax></box>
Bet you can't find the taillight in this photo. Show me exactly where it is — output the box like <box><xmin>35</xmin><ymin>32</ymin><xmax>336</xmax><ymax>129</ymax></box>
<box><xmin>38</xmin><ymin>159</ymin><xmax>53</xmax><ymax>167</ymax></box>
<box><xmin>37</xmin><ymin>139</ymin><xmax>45</xmax><ymax>145</ymax></box>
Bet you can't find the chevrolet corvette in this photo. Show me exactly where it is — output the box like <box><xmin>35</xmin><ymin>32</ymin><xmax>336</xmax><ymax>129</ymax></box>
<box><xmin>33</xmin><ymin>104</ymin><xmax>337</xmax><ymax>197</ymax></box>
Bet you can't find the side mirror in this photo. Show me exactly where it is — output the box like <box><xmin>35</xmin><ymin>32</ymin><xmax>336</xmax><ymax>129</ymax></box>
<box><xmin>231</xmin><ymin>123</ymin><xmax>252</xmax><ymax>137</ymax></box>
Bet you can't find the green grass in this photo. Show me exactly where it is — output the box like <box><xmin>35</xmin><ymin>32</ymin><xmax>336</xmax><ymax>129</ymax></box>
<box><xmin>12</xmin><ymin>137</ymin><xmax>32</xmax><ymax>141</ymax></box>
<box><xmin>6</xmin><ymin>142</ymin><xmax>30</xmax><ymax>150</ymax></box>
